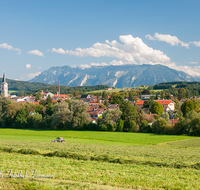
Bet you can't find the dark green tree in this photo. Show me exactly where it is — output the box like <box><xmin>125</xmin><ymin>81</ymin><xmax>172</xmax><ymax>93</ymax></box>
<box><xmin>149</xmin><ymin>102</ymin><xmax>164</xmax><ymax>115</ymax></box>
<box><xmin>46</xmin><ymin>95</ymin><xmax>52</xmax><ymax>105</ymax></box>
<box><xmin>120</xmin><ymin>101</ymin><xmax>138</xmax><ymax>121</ymax></box>
<box><xmin>181</xmin><ymin>100</ymin><xmax>199</xmax><ymax>116</ymax></box>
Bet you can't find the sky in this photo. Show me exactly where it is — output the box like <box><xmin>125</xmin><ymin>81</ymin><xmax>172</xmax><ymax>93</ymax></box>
<box><xmin>0</xmin><ymin>0</ymin><xmax>200</xmax><ymax>81</ymax></box>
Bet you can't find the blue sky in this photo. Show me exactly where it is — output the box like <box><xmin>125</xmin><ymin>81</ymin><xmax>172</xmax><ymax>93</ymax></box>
<box><xmin>0</xmin><ymin>0</ymin><xmax>200</xmax><ymax>80</ymax></box>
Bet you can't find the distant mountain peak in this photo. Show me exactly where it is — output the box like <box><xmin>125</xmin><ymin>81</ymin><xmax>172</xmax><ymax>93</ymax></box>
<box><xmin>30</xmin><ymin>64</ymin><xmax>195</xmax><ymax>87</ymax></box>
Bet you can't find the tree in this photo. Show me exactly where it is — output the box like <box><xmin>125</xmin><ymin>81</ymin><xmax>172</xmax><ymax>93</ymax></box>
<box><xmin>117</xmin><ymin>119</ymin><xmax>124</xmax><ymax>132</ymax></box>
<box><xmin>46</xmin><ymin>103</ymin><xmax>54</xmax><ymax>116</ymax></box>
<box><xmin>160</xmin><ymin>91</ymin><xmax>164</xmax><ymax>99</ymax></box>
<box><xmin>110</xmin><ymin>93</ymin><xmax>123</xmax><ymax>104</ymax></box>
<box><xmin>70</xmin><ymin>99</ymin><xmax>90</xmax><ymax>128</ymax></box>
<box><xmin>149</xmin><ymin>102</ymin><xmax>164</xmax><ymax>115</ymax></box>
<box><xmin>173</xmin><ymin>99</ymin><xmax>180</xmax><ymax>109</ymax></box>
<box><xmin>188</xmin><ymin>117</ymin><xmax>200</xmax><ymax>136</ymax></box>
<box><xmin>152</xmin><ymin>118</ymin><xmax>168</xmax><ymax>134</ymax></box>
<box><xmin>181</xmin><ymin>100</ymin><xmax>199</xmax><ymax>116</ymax></box>
<box><xmin>46</xmin><ymin>95</ymin><xmax>52</xmax><ymax>104</ymax></box>
<box><xmin>0</xmin><ymin>94</ymin><xmax>11</xmax><ymax>120</ymax></box>
<box><xmin>73</xmin><ymin>91</ymin><xmax>78</xmax><ymax>97</ymax></box>
<box><xmin>186</xmin><ymin>90</ymin><xmax>191</xmax><ymax>99</ymax></box>
<box><xmin>15</xmin><ymin>108</ymin><xmax>27</xmax><ymax>128</ymax></box>
<box><xmin>185</xmin><ymin>110</ymin><xmax>199</xmax><ymax>120</ymax></box>
<box><xmin>97</xmin><ymin>93</ymin><xmax>100</xmax><ymax>103</ymax></box>
<box><xmin>129</xmin><ymin>120</ymin><xmax>137</xmax><ymax>132</ymax></box>
<box><xmin>51</xmin><ymin>102</ymin><xmax>73</xmax><ymax>129</ymax></box>
<box><xmin>178</xmin><ymin>88</ymin><xmax>186</xmax><ymax>100</ymax></box>
<box><xmin>102</xmin><ymin>91</ymin><xmax>108</xmax><ymax>100</ymax></box>
<box><xmin>120</xmin><ymin>101</ymin><xmax>138</xmax><ymax>121</ymax></box>
<box><xmin>140</xmin><ymin>120</ymin><xmax>152</xmax><ymax>133</ymax></box>
<box><xmin>142</xmin><ymin>89</ymin><xmax>151</xmax><ymax>95</ymax></box>
<box><xmin>165</xmin><ymin>93</ymin><xmax>171</xmax><ymax>99</ymax></box>
<box><xmin>129</xmin><ymin>92</ymin><xmax>135</xmax><ymax>101</ymax></box>
<box><xmin>159</xmin><ymin>112</ymin><xmax>170</xmax><ymax>123</ymax></box>
<box><xmin>143</xmin><ymin>99</ymin><xmax>153</xmax><ymax>108</ymax></box>
<box><xmin>102</xmin><ymin>108</ymin><xmax>122</xmax><ymax>125</ymax></box>
<box><xmin>35</xmin><ymin>92</ymin><xmax>42</xmax><ymax>101</ymax></box>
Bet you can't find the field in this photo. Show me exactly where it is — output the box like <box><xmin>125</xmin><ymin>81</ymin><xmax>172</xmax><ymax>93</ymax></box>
<box><xmin>0</xmin><ymin>129</ymin><xmax>200</xmax><ymax>189</ymax></box>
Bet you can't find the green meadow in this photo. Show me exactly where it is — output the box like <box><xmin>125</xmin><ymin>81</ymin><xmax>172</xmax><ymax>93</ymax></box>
<box><xmin>0</xmin><ymin>129</ymin><xmax>200</xmax><ymax>189</ymax></box>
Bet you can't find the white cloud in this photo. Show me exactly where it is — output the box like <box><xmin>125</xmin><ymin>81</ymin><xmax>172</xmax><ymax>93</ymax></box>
<box><xmin>39</xmin><ymin>67</ymin><xmax>42</xmax><ymax>69</ymax></box>
<box><xmin>189</xmin><ymin>62</ymin><xmax>198</xmax><ymax>64</ymax></box>
<box><xmin>50</xmin><ymin>35</ymin><xmax>200</xmax><ymax>77</ymax></box>
<box><xmin>190</xmin><ymin>41</ymin><xmax>200</xmax><ymax>47</ymax></box>
<box><xmin>0</xmin><ymin>43</ymin><xmax>21</xmax><ymax>54</ymax></box>
<box><xmin>90</xmin><ymin>62</ymin><xmax>108</xmax><ymax>67</ymax></box>
<box><xmin>52</xmin><ymin>35</ymin><xmax>170</xmax><ymax>65</ymax></box>
<box><xmin>52</xmin><ymin>48</ymin><xmax>66</xmax><ymax>54</ymax></box>
<box><xmin>27</xmin><ymin>72</ymin><xmax>41</xmax><ymax>79</ymax></box>
<box><xmin>79</xmin><ymin>64</ymin><xmax>91</xmax><ymax>69</ymax></box>
<box><xmin>26</xmin><ymin>64</ymin><xmax>31</xmax><ymax>69</ymax></box>
<box><xmin>109</xmin><ymin>60</ymin><xmax>124</xmax><ymax>66</ymax></box>
<box><xmin>145</xmin><ymin>34</ymin><xmax>155</xmax><ymax>40</ymax></box>
<box><xmin>27</xmin><ymin>50</ymin><xmax>44</xmax><ymax>57</ymax></box>
<box><xmin>146</xmin><ymin>33</ymin><xmax>189</xmax><ymax>48</ymax></box>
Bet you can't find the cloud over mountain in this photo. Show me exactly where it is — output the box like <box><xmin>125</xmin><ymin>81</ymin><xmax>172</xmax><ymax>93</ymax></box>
<box><xmin>146</xmin><ymin>33</ymin><xmax>189</xmax><ymax>48</ymax></box>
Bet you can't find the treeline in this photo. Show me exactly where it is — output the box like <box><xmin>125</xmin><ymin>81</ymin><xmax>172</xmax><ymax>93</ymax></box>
<box><xmin>2</xmin><ymin>77</ymin><xmax>109</xmax><ymax>96</ymax></box>
<box><xmin>1</xmin><ymin>92</ymin><xmax>200</xmax><ymax>136</ymax></box>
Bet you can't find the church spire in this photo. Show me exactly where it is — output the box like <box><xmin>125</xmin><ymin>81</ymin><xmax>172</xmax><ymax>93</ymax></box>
<box><xmin>2</xmin><ymin>71</ymin><xmax>6</xmax><ymax>83</ymax></box>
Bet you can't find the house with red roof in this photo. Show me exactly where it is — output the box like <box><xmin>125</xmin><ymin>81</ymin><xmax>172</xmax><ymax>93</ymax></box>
<box><xmin>52</xmin><ymin>94</ymin><xmax>69</xmax><ymax>101</ymax></box>
<box><xmin>136</xmin><ymin>100</ymin><xmax>175</xmax><ymax>112</ymax></box>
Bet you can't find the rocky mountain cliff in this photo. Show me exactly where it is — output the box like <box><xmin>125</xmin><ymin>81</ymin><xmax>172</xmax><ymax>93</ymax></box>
<box><xmin>29</xmin><ymin>64</ymin><xmax>195</xmax><ymax>88</ymax></box>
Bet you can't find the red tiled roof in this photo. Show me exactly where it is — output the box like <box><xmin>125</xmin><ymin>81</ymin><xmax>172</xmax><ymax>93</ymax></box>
<box><xmin>170</xmin><ymin>119</ymin><xmax>179</xmax><ymax>125</ymax></box>
<box><xmin>155</xmin><ymin>100</ymin><xmax>174</xmax><ymax>105</ymax></box>
<box><xmin>136</xmin><ymin>100</ymin><xmax>144</xmax><ymax>105</ymax></box>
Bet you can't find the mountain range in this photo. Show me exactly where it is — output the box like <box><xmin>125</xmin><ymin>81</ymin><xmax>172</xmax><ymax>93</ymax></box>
<box><xmin>30</xmin><ymin>64</ymin><xmax>197</xmax><ymax>88</ymax></box>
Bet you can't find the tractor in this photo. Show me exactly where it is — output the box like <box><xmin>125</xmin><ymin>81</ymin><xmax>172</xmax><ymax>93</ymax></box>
<box><xmin>51</xmin><ymin>137</ymin><xmax>66</xmax><ymax>143</ymax></box>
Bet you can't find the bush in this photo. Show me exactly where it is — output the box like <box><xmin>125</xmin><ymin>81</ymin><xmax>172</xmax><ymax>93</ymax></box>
<box><xmin>140</xmin><ymin>120</ymin><xmax>152</xmax><ymax>133</ymax></box>
<box><xmin>152</xmin><ymin>118</ymin><xmax>168</xmax><ymax>134</ymax></box>
<box><xmin>189</xmin><ymin>118</ymin><xmax>200</xmax><ymax>136</ymax></box>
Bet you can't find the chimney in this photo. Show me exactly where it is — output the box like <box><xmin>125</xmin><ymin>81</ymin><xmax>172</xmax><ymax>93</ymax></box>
<box><xmin>58</xmin><ymin>80</ymin><xmax>60</xmax><ymax>96</ymax></box>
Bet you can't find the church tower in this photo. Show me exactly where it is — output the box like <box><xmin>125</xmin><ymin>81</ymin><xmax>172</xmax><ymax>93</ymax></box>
<box><xmin>1</xmin><ymin>72</ymin><xmax>8</xmax><ymax>97</ymax></box>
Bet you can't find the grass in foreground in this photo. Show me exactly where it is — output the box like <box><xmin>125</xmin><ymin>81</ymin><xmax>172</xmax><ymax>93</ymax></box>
<box><xmin>0</xmin><ymin>129</ymin><xmax>199</xmax><ymax>189</ymax></box>
<box><xmin>0</xmin><ymin>152</ymin><xmax>200</xmax><ymax>190</ymax></box>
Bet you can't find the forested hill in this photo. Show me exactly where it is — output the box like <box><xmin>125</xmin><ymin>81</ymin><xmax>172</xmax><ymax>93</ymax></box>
<box><xmin>153</xmin><ymin>81</ymin><xmax>200</xmax><ymax>90</ymax></box>
<box><xmin>0</xmin><ymin>78</ymin><xmax>51</xmax><ymax>91</ymax></box>
<box><xmin>0</xmin><ymin>78</ymin><xmax>109</xmax><ymax>95</ymax></box>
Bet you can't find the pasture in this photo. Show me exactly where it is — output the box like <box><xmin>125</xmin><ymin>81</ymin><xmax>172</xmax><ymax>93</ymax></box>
<box><xmin>0</xmin><ymin>129</ymin><xmax>200</xmax><ymax>189</ymax></box>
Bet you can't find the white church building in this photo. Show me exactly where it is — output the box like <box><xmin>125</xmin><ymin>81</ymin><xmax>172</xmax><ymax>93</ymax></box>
<box><xmin>1</xmin><ymin>72</ymin><xmax>8</xmax><ymax>97</ymax></box>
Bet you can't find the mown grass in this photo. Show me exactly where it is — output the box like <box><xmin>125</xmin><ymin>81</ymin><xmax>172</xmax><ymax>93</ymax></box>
<box><xmin>0</xmin><ymin>129</ymin><xmax>200</xmax><ymax>189</ymax></box>
<box><xmin>0</xmin><ymin>128</ymin><xmax>194</xmax><ymax>145</ymax></box>
<box><xmin>0</xmin><ymin>152</ymin><xmax>200</xmax><ymax>190</ymax></box>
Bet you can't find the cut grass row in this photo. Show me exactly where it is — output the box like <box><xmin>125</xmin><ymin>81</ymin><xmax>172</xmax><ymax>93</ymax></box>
<box><xmin>0</xmin><ymin>152</ymin><xmax>200</xmax><ymax>190</ymax></box>
<box><xmin>1</xmin><ymin>146</ymin><xmax>200</xmax><ymax>170</ymax></box>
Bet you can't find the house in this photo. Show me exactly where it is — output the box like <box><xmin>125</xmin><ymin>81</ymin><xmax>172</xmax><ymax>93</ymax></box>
<box><xmin>106</xmin><ymin>88</ymin><xmax>112</xmax><ymax>90</ymax></box>
<box><xmin>87</xmin><ymin>108</ymin><xmax>104</xmax><ymax>119</ymax></box>
<box><xmin>155</xmin><ymin>100</ymin><xmax>175</xmax><ymax>112</ymax></box>
<box><xmin>52</xmin><ymin>94</ymin><xmax>69</xmax><ymax>101</ymax></box>
<box><xmin>41</xmin><ymin>91</ymin><xmax>54</xmax><ymax>99</ymax></box>
<box><xmin>141</xmin><ymin>94</ymin><xmax>156</xmax><ymax>100</ymax></box>
<box><xmin>136</xmin><ymin>100</ymin><xmax>175</xmax><ymax>112</ymax></box>
<box><xmin>136</xmin><ymin>100</ymin><xmax>145</xmax><ymax>111</ymax></box>
<box><xmin>81</xmin><ymin>95</ymin><xmax>91</xmax><ymax>99</ymax></box>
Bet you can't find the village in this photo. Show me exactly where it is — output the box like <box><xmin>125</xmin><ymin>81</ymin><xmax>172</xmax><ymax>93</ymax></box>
<box><xmin>1</xmin><ymin>72</ymin><xmax>184</xmax><ymax>129</ymax></box>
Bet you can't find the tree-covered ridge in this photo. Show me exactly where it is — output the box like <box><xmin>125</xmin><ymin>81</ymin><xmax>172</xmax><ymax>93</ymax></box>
<box><xmin>0</xmin><ymin>78</ymin><xmax>109</xmax><ymax>95</ymax></box>
<box><xmin>0</xmin><ymin>78</ymin><xmax>52</xmax><ymax>91</ymax></box>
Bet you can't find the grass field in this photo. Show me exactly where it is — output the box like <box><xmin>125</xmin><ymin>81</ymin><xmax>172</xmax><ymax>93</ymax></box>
<box><xmin>0</xmin><ymin>129</ymin><xmax>200</xmax><ymax>189</ymax></box>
